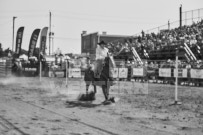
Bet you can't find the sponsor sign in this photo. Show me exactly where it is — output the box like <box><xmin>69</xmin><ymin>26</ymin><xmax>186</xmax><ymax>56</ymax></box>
<box><xmin>55</xmin><ymin>71</ymin><xmax>64</xmax><ymax>78</ymax></box>
<box><xmin>190</xmin><ymin>69</ymin><xmax>203</xmax><ymax>79</ymax></box>
<box><xmin>68</xmin><ymin>68</ymin><xmax>81</xmax><ymax>78</ymax></box>
<box><xmin>132</xmin><ymin>68</ymin><xmax>144</xmax><ymax>76</ymax></box>
<box><xmin>174</xmin><ymin>69</ymin><xmax>187</xmax><ymax>78</ymax></box>
<box><xmin>118</xmin><ymin>68</ymin><xmax>128</xmax><ymax>78</ymax></box>
<box><xmin>15</xmin><ymin>27</ymin><xmax>24</xmax><ymax>57</ymax></box>
<box><xmin>0</xmin><ymin>59</ymin><xmax>6</xmax><ymax>62</ymax></box>
<box><xmin>159</xmin><ymin>68</ymin><xmax>171</xmax><ymax>77</ymax></box>
<box><xmin>28</xmin><ymin>29</ymin><xmax>40</xmax><ymax>58</ymax></box>
<box><xmin>24</xmin><ymin>68</ymin><xmax>37</xmax><ymax>71</ymax></box>
<box><xmin>40</xmin><ymin>27</ymin><xmax>48</xmax><ymax>54</ymax></box>
<box><xmin>112</xmin><ymin>68</ymin><xmax>119</xmax><ymax>78</ymax></box>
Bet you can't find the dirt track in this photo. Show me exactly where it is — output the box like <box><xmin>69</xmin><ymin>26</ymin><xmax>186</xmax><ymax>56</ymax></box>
<box><xmin>0</xmin><ymin>77</ymin><xmax>203</xmax><ymax>135</ymax></box>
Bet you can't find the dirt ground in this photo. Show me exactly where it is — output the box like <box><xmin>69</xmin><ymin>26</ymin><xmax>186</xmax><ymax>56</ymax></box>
<box><xmin>0</xmin><ymin>76</ymin><xmax>203</xmax><ymax>135</ymax></box>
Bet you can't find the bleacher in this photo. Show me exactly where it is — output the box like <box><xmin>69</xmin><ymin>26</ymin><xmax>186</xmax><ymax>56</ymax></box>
<box><xmin>106</xmin><ymin>19</ymin><xmax>203</xmax><ymax>65</ymax></box>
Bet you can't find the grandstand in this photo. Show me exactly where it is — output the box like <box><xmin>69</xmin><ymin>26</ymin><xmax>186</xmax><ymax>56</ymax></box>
<box><xmin>106</xmin><ymin>17</ymin><xmax>203</xmax><ymax>67</ymax></box>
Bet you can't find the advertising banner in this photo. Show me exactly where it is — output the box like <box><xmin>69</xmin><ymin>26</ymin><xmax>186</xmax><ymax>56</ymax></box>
<box><xmin>112</xmin><ymin>68</ymin><xmax>119</xmax><ymax>78</ymax></box>
<box><xmin>15</xmin><ymin>27</ymin><xmax>24</xmax><ymax>57</ymax></box>
<box><xmin>159</xmin><ymin>68</ymin><xmax>171</xmax><ymax>77</ymax></box>
<box><xmin>118</xmin><ymin>68</ymin><xmax>128</xmax><ymax>78</ymax></box>
<box><xmin>174</xmin><ymin>69</ymin><xmax>188</xmax><ymax>78</ymax></box>
<box><xmin>132</xmin><ymin>68</ymin><xmax>144</xmax><ymax>76</ymax></box>
<box><xmin>68</xmin><ymin>68</ymin><xmax>81</xmax><ymax>78</ymax></box>
<box><xmin>190</xmin><ymin>69</ymin><xmax>203</xmax><ymax>79</ymax></box>
<box><xmin>28</xmin><ymin>29</ymin><xmax>40</xmax><ymax>58</ymax></box>
<box><xmin>39</xmin><ymin>27</ymin><xmax>48</xmax><ymax>55</ymax></box>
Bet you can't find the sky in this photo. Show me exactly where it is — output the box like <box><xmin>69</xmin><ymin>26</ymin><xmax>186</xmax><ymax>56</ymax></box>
<box><xmin>0</xmin><ymin>0</ymin><xmax>203</xmax><ymax>54</ymax></box>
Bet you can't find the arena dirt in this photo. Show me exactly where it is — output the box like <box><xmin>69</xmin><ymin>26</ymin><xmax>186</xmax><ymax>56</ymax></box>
<box><xmin>0</xmin><ymin>77</ymin><xmax>203</xmax><ymax>135</ymax></box>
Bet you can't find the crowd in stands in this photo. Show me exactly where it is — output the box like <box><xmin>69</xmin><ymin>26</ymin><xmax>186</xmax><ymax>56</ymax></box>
<box><xmin>105</xmin><ymin>19</ymin><xmax>203</xmax><ymax>69</ymax></box>
<box><xmin>107</xmin><ymin>19</ymin><xmax>203</xmax><ymax>53</ymax></box>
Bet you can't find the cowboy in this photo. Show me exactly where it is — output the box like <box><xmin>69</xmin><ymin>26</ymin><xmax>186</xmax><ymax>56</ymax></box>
<box><xmin>96</xmin><ymin>40</ymin><xmax>109</xmax><ymax>60</ymax></box>
<box><xmin>94</xmin><ymin>40</ymin><xmax>109</xmax><ymax>78</ymax></box>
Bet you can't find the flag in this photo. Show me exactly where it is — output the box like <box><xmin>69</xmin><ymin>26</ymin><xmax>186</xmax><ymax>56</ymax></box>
<box><xmin>39</xmin><ymin>27</ymin><xmax>48</xmax><ymax>55</ymax></box>
<box><xmin>15</xmin><ymin>27</ymin><xmax>24</xmax><ymax>57</ymax></box>
<box><xmin>28</xmin><ymin>29</ymin><xmax>40</xmax><ymax>58</ymax></box>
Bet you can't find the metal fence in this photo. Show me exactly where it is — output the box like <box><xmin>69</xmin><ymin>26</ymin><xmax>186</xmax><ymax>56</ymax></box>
<box><xmin>139</xmin><ymin>8</ymin><xmax>203</xmax><ymax>35</ymax></box>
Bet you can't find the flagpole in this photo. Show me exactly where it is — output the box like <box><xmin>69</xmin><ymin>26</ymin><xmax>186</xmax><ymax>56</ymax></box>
<box><xmin>66</xmin><ymin>59</ymin><xmax>68</xmax><ymax>87</ymax></box>
<box><xmin>49</xmin><ymin>11</ymin><xmax>51</xmax><ymax>55</ymax></box>
<box><xmin>40</xmin><ymin>61</ymin><xmax>42</xmax><ymax>81</ymax></box>
<box><xmin>12</xmin><ymin>16</ymin><xmax>17</xmax><ymax>53</ymax></box>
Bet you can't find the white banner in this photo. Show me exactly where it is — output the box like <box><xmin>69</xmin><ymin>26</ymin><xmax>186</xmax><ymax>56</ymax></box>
<box><xmin>190</xmin><ymin>69</ymin><xmax>203</xmax><ymax>79</ymax></box>
<box><xmin>159</xmin><ymin>68</ymin><xmax>171</xmax><ymax>77</ymax></box>
<box><xmin>174</xmin><ymin>69</ymin><xmax>188</xmax><ymax>78</ymax></box>
<box><xmin>132</xmin><ymin>68</ymin><xmax>144</xmax><ymax>76</ymax></box>
<box><xmin>55</xmin><ymin>71</ymin><xmax>64</xmax><ymax>78</ymax></box>
<box><xmin>112</xmin><ymin>68</ymin><xmax>119</xmax><ymax>78</ymax></box>
<box><xmin>68</xmin><ymin>68</ymin><xmax>81</xmax><ymax>78</ymax></box>
<box><xmin>118</xmin><ymin>68</ymin><xmax>128</xmax><ymax>78</ymax></box>
<box><xmin>0</xmin><ymin>59</ymin><xmax>6</xmax><ymax>62</ymax></box>
<box><xmin>24</xmin><ymin>68</ymin><xmax>37</xmax><ymax>71</ymax></box>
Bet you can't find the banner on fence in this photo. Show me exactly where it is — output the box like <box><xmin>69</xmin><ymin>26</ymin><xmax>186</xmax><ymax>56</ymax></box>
<box><xmin>159</xmin><ymin>68</ymin><xmax>171</xmax><ymax>77</ymax></box>
<box><xmin>190</xmin><ymin>69</ymin><xmax>203</xmax><ymax>79</ymax></box>
<box><xmin>69</xmin><ymin>59</ymin><xmax>81</xmax><ymax>68</ymax></box>
<box><xmin>112</xmin><ymin>68</ymin><xmax>119</xmax><ymax>78</ymax></box>
<box><xmin>68</xmin><ymin>68</ymin><xmax>81</xmax><ymax>78</ymax></box>
<box><xmin>174</xmin><ymin>69</ymin><xmax>188</xmax><ymax>78</ymax></box>
<box><xmin>118</xmin><ymin>68</ymin><xmax>128</xmax><ymax>78</ymax></box>
<box><xmin>132</xmin><ymin>68</ymin><xmax>144</xmax><ymax>76</ymax></box>
<box><xmin>0</xmin><ymin>59</ymin><xmax>6</xmax><ymax>62</ymax></box>
<box><xmin>24</xmin><ymin>68</ymin><xmax>37</xmax><ymax>71</ymax></box>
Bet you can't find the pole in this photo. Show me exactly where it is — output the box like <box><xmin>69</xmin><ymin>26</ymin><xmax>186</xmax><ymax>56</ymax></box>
<box><xmin>180</xmin><ymin>5</ymin><xmax>182</xmax><ymax>28</ymax></box>
<box><xmin>66</xmin><ymin>59</ymin><xmax>68</xmax><ymax>87</ymax></box>
<box><xmin>40</xmin><ymin>61</ymin><xmax>42</xmax><ymax>81</ymax></box>
<box><xmin>52</xmin><ymin>36</ymin><xmax>54</xmax><ymax>55</ymax></box>
<box><xmin>168</xmin><ymin>20</ymin><xmax>170</xmax><ymax>30</ymax></box>
<box><xmin>49</xmin><ymin>11</ymin><xmax>51</xmax><ymax>55</ymax></box>
<box><xmin>175</xmin><ymin>52</ymin><xmax>178</xmax><ymax>102</ymax></box>
<box><xmin>12</xmin><ymin>16</ymin><xmax>17</xmax><ymax>53</ymax></box>
<box><xmin>173</xmin><ymin>49</ymin><xmax>182</xmax><ymax>105</ymax></box>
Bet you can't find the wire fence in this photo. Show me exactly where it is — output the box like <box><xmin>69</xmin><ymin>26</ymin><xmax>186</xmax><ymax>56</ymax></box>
<box><xmin>140</xmin><ymin>8</ymin><xmax>203</xmax><ymax>35</ymax></box>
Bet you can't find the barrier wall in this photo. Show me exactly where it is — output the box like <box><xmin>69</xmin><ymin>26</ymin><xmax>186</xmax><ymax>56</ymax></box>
<box><xmin>49</xmin><ymin>67</ymin><xmax>203</xmax><ymax>79</ymax></box>
<box><xmin>0</xmin><ymin>58</ymin><xmax>12</xmax><ymax>77</ymax></box>
<box><xmin>47</xmin><ymin>63</ymin><xmax>203</xmax><ymax>86</ymax></box>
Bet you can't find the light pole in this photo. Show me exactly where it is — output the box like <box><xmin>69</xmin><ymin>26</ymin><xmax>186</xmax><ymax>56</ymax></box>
<box><xmin>12</xmin><ymin>16</ymin><xmax>17</xmax><ymax>53</ymax></box>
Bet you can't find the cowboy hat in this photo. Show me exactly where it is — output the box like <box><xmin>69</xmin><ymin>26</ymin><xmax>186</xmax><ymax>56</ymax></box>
<box><xmin>98</xmin><ymin>40</ymin><xmax>107</xmax><ymax>45</ymax></box>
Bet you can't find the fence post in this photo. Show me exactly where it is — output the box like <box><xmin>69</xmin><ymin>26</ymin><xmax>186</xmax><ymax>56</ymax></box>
<box><xmin>173</xmin><ymin>49</ymin><xmax>182</xmax><ymax>105</ymax></box>
<box><xmin>40</xmin><ymin>61</ymin><xmax>41</xmax><ymax>81</ymax></box>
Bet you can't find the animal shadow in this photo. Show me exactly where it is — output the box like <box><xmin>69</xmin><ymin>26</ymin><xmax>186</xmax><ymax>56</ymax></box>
<box><xmin>65</xmin><ymin>100</ymin><xmax>102</xmax><ymax>108</ymax></box>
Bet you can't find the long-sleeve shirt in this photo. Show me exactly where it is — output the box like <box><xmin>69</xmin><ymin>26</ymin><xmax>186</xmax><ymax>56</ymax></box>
<box><xmin>95</xmin><ymin>45</ymin><xmax>109</xmax><ymax>60</ymax></box>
